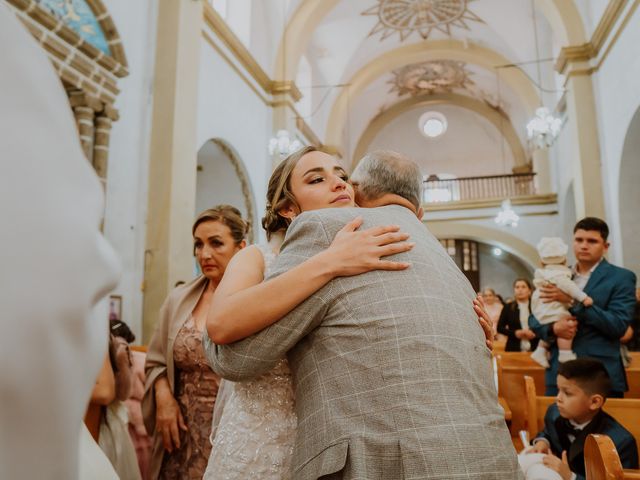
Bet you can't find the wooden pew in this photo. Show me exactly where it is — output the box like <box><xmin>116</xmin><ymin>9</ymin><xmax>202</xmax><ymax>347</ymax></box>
<box><xmin>493</xmin><ymin>338</ymin><xmax>506</xmax><ymax>353</ymax></box>
<box><xmin>585</xmin><ymin>434</ymin><xmax>640</xmax><ymax>480</ymax></box>
<box><xmin>523</xmin><ymin>376</ymin><xmax>640</xmax><ymax>460</ymax></box>
<box><xmin>496</xmin><ymin>351</ymin><xmax>640</xmax><ymax>431</ymax></box>
<box><xmin>495</xmin><ymin>352</ymin><xmax>545</xmax><ymax>433</ymax></box>
<box><xmin>626</xmin><ymin>352</ymin><xmax>640</xmax><ymax>399</ymax></box>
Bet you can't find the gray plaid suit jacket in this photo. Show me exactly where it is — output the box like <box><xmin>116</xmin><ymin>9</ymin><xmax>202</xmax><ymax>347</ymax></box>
<box><xmin>208</xmin><ymin>205</ymin><xmax>522</xmax><ymax>479</ymax></box>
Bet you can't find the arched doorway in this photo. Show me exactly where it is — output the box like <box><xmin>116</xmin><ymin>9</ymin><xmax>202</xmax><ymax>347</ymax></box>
<box><xmin>619</xmin><ymin>107</ymin><xmax>640</xmax><ymax>279</ymax></box>
<box><xmin>439</xmin><ymin>238</ymin><xmax>533</xmax><ymax>299</ymax></box>
<box><xmin>196</xmin><ymin>139</ymin><xmax>257</xmax><ymax>243</ymax></box>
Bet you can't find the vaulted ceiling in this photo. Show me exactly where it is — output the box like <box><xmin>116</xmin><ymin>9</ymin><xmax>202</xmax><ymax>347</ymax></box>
<box><xmin>221</xmin><ymin>0</ymin><xmax>593</xmax><ymax>176</ymax></box>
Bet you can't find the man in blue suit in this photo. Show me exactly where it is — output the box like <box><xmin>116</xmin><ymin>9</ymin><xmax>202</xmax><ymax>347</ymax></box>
<box><xmin>530</xmin><ymin>217</ymin><xmax>636</xmax><ymax>397</ymax></box>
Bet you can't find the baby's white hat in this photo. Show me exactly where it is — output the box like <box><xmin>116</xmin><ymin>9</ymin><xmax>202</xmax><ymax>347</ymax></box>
<box><xmin>537</xmin><ymin>237</ymin><xmax>568</xmax><ymax>264</ymax></box>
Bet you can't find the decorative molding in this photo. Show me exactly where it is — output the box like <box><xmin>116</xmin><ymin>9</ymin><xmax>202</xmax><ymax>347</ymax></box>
<box><xmin>272</xmin><ymin>80</ymin><xmax>303</xmax><ymax>103</ymax></box>
<box><xmin>555</xmin><ymin>0</ymin><xmax>634</xmax><ymax>75</ymax></box>
<box><xmin>202</xmin><ymin>3</ymin><xmax>302</xmax><ymax>103</ymax></box>
<box><xmin>591</xmin><ymin>0</ymin><xmax>628</xmax><ymax>51</ymax></box>
<box><xmin>423</xmin><ymin>193</ymin><xmax>558</xmax><ymax>212</ymax></box>
<box><xmin>555</xmin><ymin>43</ymin><xmax>596</xmax><ymax>73</ymax></box>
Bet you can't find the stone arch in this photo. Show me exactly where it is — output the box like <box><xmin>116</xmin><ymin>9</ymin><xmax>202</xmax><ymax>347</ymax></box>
<box><xmin>618</xmin><ymin>107</ymin><xmax>640</xmax><ymax>279</ymax></box>
<box><xmin>274</xmin><ymin>0</ymin><xmax>587</xmax><ymax>80</ymax></box>
<box><xmin>353</xmin><ymin>92</ymin><xmax>527</xmax><ymax>169</ymax></box>
<box><xmin>196</xmin><ymin>139</ymin><xmax>258</xmax><ymax>244</ymax></box>
<box><xmin>325</xmin><ymin>40</ymin><xmax>541</xmax><ymax>154</ymax></box>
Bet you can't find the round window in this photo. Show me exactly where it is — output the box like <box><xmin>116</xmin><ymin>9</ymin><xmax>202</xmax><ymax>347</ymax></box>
<box><xmin>419</xmin><ymin>111</ymin><xmax>447</xmax><ymax>138</ymax></box>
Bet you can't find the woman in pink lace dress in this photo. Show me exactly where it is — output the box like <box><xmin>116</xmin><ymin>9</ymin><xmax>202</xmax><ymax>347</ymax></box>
<box><xmin>143</xmin><ymin>205</ymin><xmax>249</xmax><ymax>479</ymax></box>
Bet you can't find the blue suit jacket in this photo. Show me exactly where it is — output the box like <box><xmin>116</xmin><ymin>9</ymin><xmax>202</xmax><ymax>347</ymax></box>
<box><xmin>535</xmin><ymin>404</ymin><xmax>639</xmax><ymax>480</ymax></box>
<box><xmin>529</xmin><ymin>259</ymin><xmax>636</xmax><ymax>393</ymax></box>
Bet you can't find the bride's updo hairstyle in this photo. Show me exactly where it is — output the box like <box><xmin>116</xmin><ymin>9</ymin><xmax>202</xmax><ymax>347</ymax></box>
<box><xmin>262</xmin><ymin>145</ymin><xmax>318</xmax><ymax>240</ymax></box>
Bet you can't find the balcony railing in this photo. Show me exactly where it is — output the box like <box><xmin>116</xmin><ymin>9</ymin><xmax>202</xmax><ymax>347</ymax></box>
<box><xmin>423</xmin><ymin>173</ymin><xmax>536</xmax><ymax>204</ymax></box>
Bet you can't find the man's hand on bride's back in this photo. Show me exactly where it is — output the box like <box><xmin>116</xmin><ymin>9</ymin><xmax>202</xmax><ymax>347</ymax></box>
<box><xmin>473</xmin><ymin>295</ymin><xmax>494</xmax><ymax>350</ymax></box>
<box><xmin>323</xmin><ymin>216</ymin><xmax>414</xmax><ymax>277</ymax></box>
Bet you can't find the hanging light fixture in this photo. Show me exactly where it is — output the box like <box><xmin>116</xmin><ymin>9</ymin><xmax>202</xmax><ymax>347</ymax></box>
<box><xmin>494</xmin><ymin>199</ymin><xmax>520</xmax><ymax>228</ymax></box>
<box><xmin>526</xmin><ymin>107</ymin><xmax>562</xmax><ymax>149</ymax></box>
<box><xmin>525</xmin><ymin>0</ymin><xmax>561</xmax><ymax>150</ymax></box>
<box><xmin>268</xmin><ymin>129</ymin><xmax>302</xmax><ymax>157</ymax></box>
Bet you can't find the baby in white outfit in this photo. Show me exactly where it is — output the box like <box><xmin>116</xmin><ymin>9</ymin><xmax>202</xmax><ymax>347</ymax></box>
<box><xmin>530</xmin><ymin>237</ymin><xmax>593</xmax><ymax>367</ymax></box>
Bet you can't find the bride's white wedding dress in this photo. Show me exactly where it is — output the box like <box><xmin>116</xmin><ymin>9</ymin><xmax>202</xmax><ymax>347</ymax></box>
<box><xmin>203</xmin><ymin>244</ymin><xmax>297</xmax><ymax>480</ymax></box>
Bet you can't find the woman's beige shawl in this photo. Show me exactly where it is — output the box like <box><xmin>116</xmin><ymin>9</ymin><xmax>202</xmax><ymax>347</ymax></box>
<box><xmin>142</xmin><ymin>275</ymin><xmax>208</xmax><ymax>479</ymax></box>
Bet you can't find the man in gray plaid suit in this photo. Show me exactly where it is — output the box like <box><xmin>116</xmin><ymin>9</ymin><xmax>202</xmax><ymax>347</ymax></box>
<box><xmin>209</xmin><ymin>151</ymin><xmax>522</xmax><ymax>479</ymax></box>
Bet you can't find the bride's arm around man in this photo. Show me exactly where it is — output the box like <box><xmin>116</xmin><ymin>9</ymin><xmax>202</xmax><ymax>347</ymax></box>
<box><xmin>207</xmin><ymin>151</ymin><xmax>519</xmax><ymax>480</ymax></box>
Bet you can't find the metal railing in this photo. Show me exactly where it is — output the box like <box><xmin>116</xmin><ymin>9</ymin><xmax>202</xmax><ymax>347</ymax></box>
<box><xmin>423</xmin><ymin>173</ymin><xmax>536</xmax><ymax>203</ymax></box>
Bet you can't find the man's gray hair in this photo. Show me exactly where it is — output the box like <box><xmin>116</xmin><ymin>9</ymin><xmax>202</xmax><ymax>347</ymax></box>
<box><xmin>351</xmin><ymin>150</ymin><xmax>423</xmax><ymax>209</ymax></box>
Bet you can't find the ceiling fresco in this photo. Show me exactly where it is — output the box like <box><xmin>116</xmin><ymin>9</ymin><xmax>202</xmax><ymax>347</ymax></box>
<box><xmin>362</xmin><ymin>0</ymin><xmax>484</xmax><ymax>41</ymax></box>
<box><xmin>389</xmin><ymin>59</ymin><xmax>475</xmax><ymax>96</ymax></box>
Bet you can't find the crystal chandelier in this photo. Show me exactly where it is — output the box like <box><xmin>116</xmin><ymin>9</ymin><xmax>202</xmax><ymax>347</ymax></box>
<box><xmin>268</xmin><ymin>130</ymin><xmax>302</xmax><ymax>158</ymax></box>
<box><xmin>494</xmin><ymin>199</ymin><xmax>519</xmax><ymax>228</ymax></box>
<box><xmin>526</xmin><ymin>107</ymin><xmax>562</xmax><ymax>149</ymax></box>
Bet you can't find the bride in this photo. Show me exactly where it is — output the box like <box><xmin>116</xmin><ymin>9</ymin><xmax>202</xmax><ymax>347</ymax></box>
<box><xmin>202</xmin><ymin>147</ymin><xmax>493</xmax><ymax>479</ymax></box>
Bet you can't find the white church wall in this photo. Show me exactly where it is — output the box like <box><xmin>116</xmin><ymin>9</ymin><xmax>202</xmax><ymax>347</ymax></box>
<box><xmin>102</xmin><ymin>0</ymin><xmax>159</xmax><ymax>340</ymax></box>
<box><xmin>590</xmin><ymin>7</ymin><xmax>640</xmax><ymax>267</ymax></box>
<box><xmin>196</xmin><ymin>141</ymin><xmax>249</xmax><ymax>217</ymax></box>
<box><xmin>196</xmin><ymin>37</ymin><xmax>273</xmax><ymax>244</ymax></box>
<box><xmin>367</xmin><ymin>105</ymin><xmax>517</xmax><ymax>177</ymax></box>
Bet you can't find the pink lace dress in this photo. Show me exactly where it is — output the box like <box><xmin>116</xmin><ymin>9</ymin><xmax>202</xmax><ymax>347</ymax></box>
<box><xmin>203</xmin><ymin>244</ymin><xmax>297</xmax><ymax>480</ymax></box>
<box><xmin>160</xmin><ymin>316</ymin><xmax>221</xmax><ymax>479</ymax></box>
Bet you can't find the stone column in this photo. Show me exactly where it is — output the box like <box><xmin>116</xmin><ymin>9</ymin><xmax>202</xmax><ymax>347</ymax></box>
<box><xmin>72</xmin><ymin>105</ymin><xmax>95</xmax><ymax>162</ymax></box>
<box><xmin>561</xmin><ymin>65</ymin><xmax>606</xmax><ymax>219</ymax></box>
<box><xmin>142</xmin><ymin>0</ymin><xmax>203</xmax><ymax>341</ymax></box>
<box><xmin>93</xmin><ymin>115</ymin><xmax>112</xmax><ymax>187</ymax></box>
<box><xmin>532</xmin><ymin>149</ymin><xmax>552</xmax><ymax>194</ymax></box>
